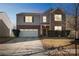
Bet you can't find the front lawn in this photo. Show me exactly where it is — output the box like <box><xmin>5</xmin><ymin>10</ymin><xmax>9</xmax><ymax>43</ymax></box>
<box><xmin>41</xmin><ymin>38</ymin><xmax>75</xmax><ymax>49</ymax></box>
<box><xmin>41</xmin><ymin>38</ymin><xmax>79</xmax><ymax>56</ymax></box>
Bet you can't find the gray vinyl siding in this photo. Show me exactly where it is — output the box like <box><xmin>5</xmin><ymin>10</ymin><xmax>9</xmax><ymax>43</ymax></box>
<box><xmin>17</xmin><ymin>13</ymin><xmax>41</xmax><ymax>25</ymax></box>
<box><xmin>17</xmin><ymin>13</ymin><xmax>51</xmax><ymax>26</ymax></box>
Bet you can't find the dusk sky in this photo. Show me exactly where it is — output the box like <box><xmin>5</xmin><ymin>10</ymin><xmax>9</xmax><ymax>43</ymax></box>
<box><xmin>0</xmin><ymin>3</ymin><xmax>74</xmax><ymax>25</ymax></box>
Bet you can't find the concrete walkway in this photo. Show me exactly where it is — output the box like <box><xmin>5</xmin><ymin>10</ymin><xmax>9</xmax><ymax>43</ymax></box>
<box><xmin>0</xmin><ymin>38</ymin><xmax>45</xmax><ymax>56</ymax></box>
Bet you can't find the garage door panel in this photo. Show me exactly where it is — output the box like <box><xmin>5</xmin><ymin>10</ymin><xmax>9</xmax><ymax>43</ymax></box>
<box><xmin>19</xmin><ymin>29</ymin><xmax>38</xmax><ymax>37</ymax></box>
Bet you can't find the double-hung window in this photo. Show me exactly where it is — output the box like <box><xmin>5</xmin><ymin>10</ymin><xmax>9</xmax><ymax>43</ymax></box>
<box><xmin>43</xmin><ymin>16</ymin><xmax>47</xmax><ymax>23</ymax></box>
<box><xmin>25</xmin><ymin>16</ymin><xmax>32</xmax><ymax>23</ymax></box>
<box><xmin>54</xmin><ymin>14</ymin><xmax>62</xmax><ymax>21</ymax></box>
<box><xmin>54</xmin><ymin>26</ymin><xmax>62</xmax><ymax>31</ymax></box>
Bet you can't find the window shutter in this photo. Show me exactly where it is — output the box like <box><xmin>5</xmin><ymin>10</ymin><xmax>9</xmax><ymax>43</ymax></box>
<box><xmin>32</xmin><ymin>16</ymin><xmax>34</xmax><ymax>23</ymax></box>
<box><xmin>24</xmin><ymin>16</ymin><xmax>25</xmax><ymax>22</ymax></box>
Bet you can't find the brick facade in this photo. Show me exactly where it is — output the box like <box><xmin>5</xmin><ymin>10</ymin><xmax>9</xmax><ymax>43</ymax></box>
<box><xmin>51</xmin><ymin>8</ymin><xmax>66</xmax><ymax>30</ymax></box>
<box><xmin>17</xmin><ymin>25</ymin><xmax>40</xmax><ymax>29</ymax></box>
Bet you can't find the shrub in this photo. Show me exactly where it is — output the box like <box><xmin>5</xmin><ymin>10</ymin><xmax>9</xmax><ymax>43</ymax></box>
<box><xmin>12</xmin><ymin>29</ymin><xmax>20</xmax><ymax>37</ymax></box>
<box><xmin>48</xmin><ymin>30</ymin><xmax>70</xmax><ymax>37</ymax></box>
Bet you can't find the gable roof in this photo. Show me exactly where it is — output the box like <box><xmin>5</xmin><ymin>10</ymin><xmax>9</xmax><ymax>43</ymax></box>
<box><xmin>17</xmin><ymin>8</ymin><xmax>65</xmax><ymax>16</ymax></box>
<box><xmin>17</xmin><ymin>12</ymin><xmax>41</xmax><ymax>15</ymax></box>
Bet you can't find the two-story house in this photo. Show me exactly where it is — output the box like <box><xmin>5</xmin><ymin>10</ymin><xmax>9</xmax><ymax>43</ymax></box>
<box><xmin>16</xmin><ymin>8</ymin><xmax>66</xmax><ymax>37</ymax></box>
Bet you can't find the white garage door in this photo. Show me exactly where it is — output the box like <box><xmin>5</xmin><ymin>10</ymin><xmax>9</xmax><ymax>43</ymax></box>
<box><xmin>19</xmin><ymin>29</ymin><xmax>38</xmax><ymax>37</ymax></box>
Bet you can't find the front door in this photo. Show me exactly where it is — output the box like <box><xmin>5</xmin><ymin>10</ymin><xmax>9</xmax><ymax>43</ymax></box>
<box><xmin>42</xmin><ymin>26</ymin><xmax>49</xmax><ymax>36</ymax></box>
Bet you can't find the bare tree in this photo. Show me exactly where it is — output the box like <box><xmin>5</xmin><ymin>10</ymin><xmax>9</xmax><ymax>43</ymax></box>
<box><xmin>66</xmin><ymin>3</ymin><xmax>79</xmax><ymax>56</ymax></box>
<box><xmin>74</xmin><ymin>3</ymin><xmax>79</xmax><ymax>39</ymax></box>
<box><xmin>66</xmin><ymin>16</ymin><xmax>75</xmax><ymax>30</ymax></box>
<box><xmin>74</xmin><ymin>3</ymin><xmax>79</xmax><ymax>56</ymax></box>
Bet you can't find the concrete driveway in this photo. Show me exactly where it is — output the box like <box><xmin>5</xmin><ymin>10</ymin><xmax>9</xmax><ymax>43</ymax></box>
<box><xmin>0</xmin><ymin>38</ymin><xmax>45</xmax><ymax>56</ymax></box>
<box><xmin>0</xmin><ymin>38</ymin><xmax>78</xmax><ymax>56</ymax></box>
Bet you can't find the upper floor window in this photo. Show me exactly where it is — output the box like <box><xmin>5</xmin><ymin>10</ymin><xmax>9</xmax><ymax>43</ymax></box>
<box><xmin>25</xmin><ymin>16</ymin><xmax>32</xmax><ymax>23</ymax></box>
<box><xmin>54</xmin><ymin>14</ymin><xmax>62</xmax><ymax>21</ymax></box>
<box><xmin>43</xmin><ymin>16</ymin><xmax>47</xmax><ymax>22</ymax></box>
<box><xmin>54</xmin><ymin>26</ymin><xmax>62</xmax><ymax>31</ymax></box>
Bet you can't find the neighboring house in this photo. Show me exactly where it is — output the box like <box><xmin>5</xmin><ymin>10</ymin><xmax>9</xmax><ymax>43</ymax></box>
<box><xmin>0</xmin><ymin>12</ymin><xmax>14</xmax><ymax>37</ymax></box>
<box><xmin>17</xmin><ymin>8</ymin><xmax>67</xmax><ymax>37</ymax></box>
<box><xmin>66</xmin><ymin>15</ymin><xmax>79</xmax><ymax>38</ymax></box>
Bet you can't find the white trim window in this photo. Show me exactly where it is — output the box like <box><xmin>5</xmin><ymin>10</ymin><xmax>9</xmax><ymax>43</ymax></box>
<box><xmin>25</xmin><ymin>16</ymin><xmax>32</xmax><ymax>23</ymax></box>
<box><xmin>54</xmin><ymin>26</ymin><xmax>62</xmax><ymax>31</ymax></box>
<box><xmin>43</xmin><ymin>16</ymin><xmax>47</xmax><ymax>22</ymax></box>
<box><xmin>54</xmin><ymin>14</ymin><xmax>62</xmax><ymax>21</ymax></box>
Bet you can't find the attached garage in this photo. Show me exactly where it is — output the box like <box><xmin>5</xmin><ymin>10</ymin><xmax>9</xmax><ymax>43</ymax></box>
<box><xmin>19</xmin><ymin>29</ymin><xmax>38</xmax><ymax>37</ymax></box>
